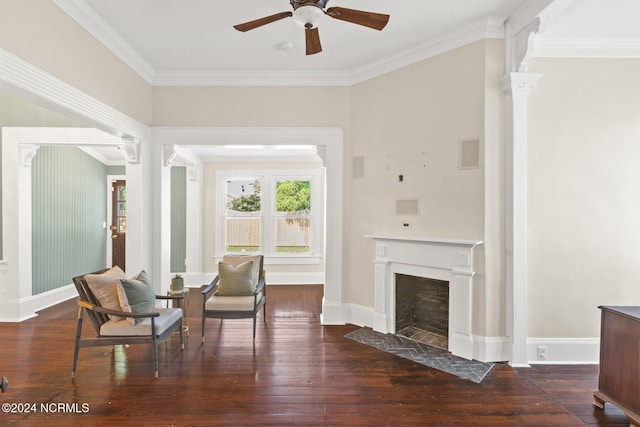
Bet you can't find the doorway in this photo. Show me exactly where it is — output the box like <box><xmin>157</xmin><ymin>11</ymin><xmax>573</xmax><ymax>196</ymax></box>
<box><xmin>110</xmin><ymin>179</ymin><xmax>126</xmax><ymax>270</ymax></box>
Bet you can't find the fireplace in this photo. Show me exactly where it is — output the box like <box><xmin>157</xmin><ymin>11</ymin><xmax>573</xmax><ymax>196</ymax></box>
<box><xmin>367</xmin><ymin>235</ymin><xmax>482</xmax><ymax>360</ymax></box>
<box><xmin>395</xmin><ymin>274</ymin><xmax>449</xmax><ymax>350</ymax></box>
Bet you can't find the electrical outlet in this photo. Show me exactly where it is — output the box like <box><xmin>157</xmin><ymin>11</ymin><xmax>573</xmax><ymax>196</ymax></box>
<box><xmin>537</xmin><ymin>346</ymin><xmax>548</xmax><ymax>360</ymax></box>
<box><xmin>402</xmin><ymin>222</ymin><xmax>412</xmax><ymax>229</ymax></box>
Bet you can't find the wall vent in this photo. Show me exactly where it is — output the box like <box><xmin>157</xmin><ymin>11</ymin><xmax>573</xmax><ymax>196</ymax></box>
<box><xmin>353</xmin><ymin>156</ymin><xmax>365</xmax><ymax>178</ymax></box>
<box><xmin>396</xmin><ymin>199</ymin><xmax>419</xmax><ymax>215</ymax></box>
<box><xmin>459</xmin><ymin>138</ymin><xmax>481</xmax><ymax>169</ymax></box>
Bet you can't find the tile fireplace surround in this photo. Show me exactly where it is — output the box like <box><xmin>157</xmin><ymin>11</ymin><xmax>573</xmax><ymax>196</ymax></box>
<box><xmin>367</xmin><ymin>235</ymin><xmax>482</xmax><ymax>360</ymax></box>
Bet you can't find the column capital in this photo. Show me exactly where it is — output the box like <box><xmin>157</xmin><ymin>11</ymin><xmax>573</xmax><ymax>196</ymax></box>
<box><xmin>120</xmin><ymin>136</ymin><xmax>140</xmax><ymax>164</ymax></box>
<box><xmin>501</xmin><ymin>72</ymin><xmax>544</xmax><ymax>96</ymax></box>
<box><xmin>511</xmin><ymin>16</ymin><xmax>549</xmax><ymax>73</ymax></box>
<box><xmin>20</xmin><ymin>144</ymin><xmax>39</xmax><ymax>166</ymax></box>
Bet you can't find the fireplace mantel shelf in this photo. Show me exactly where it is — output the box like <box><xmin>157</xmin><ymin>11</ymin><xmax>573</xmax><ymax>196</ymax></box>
<box><xmin>365</xmin><ymin>235</ymin><xmax>482</xmax><ymax>247</ymax></box>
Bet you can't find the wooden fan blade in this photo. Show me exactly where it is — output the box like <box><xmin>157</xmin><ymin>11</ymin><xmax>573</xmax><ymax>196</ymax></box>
<box><xmin>233</xmin><ymin>11</ymin><xmax>293</xmax><ymax>32</ymax></box>
<box><xmin>326</xmin><ymin>7</ymin><xmax>389</xmax><ymax>31</ymax></box>
<box><xmin>305</xmin><ymin>27</ymin><xmax>322</xmax><ymax>55</ymax></box>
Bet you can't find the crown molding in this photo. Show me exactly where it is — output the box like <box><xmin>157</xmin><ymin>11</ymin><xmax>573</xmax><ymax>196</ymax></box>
<box><xmin>152</xmin><ymin>70</ymin><xmax>353</xmax><ymax>87</ymax></box>
<box><xmin>52</xmin><ymin>0</ymin><xmax>155</xmax><ymax>84</ymax></box>
<box><xmin>55</xmin><ymin>0</ymin><xmax>507</xmax><ymax>87</ymax></box>
<box><xmin>533</xmin><ymin>38</ymin><xmax>640</xmax><ymax>58</ymax></box>
<box><xmin>350</xmin><ymin>16</ymin><xmax>506</xmax><ymax>85</ymax></box>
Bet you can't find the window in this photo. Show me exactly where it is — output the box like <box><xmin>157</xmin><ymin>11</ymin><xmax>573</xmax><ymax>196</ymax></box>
<box><xmin>275</xmin><ymin>180</ymin><xmax>311</xmax><ymax>254</ymax></box>
<box><xmin>216</xmin><ymin>170</ymin><xmax>321</xmax><ymax>262</ymax></box>
<box><xmin>225</xmin><ymin>178</ymin><xmax>262</xmax><ymax>252</ymax></box>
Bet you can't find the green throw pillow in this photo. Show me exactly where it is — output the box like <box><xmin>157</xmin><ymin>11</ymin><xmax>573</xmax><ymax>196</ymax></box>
<box><xmin>118</xmin><ymin>278</ymin><xmax>156</xmax><ymax>324</ymax></box>
<box><xmin>133</xmin><ymin>269</ymin><xmax>150</xmax><ymax>285</ymax></box>
<box><xmin>216</xmin><ymin>261</ymin><xmax>255</xmax><ymax>296</ymax></box>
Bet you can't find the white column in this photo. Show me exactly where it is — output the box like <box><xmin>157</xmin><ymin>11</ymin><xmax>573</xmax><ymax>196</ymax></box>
<box><xmin>320</xmin><ymin>135</ymin><xmax>345</xmax><ymax>325</ymax></box>
<box><xmin>185</xmin><ymin>163</ymin><xmax>203</xmax><ymax>285</ymax></box>
<box><xmin>0</xmin><ymin>131</ymin><xmax>36</xmax><ymax>320</ymax></box>
<box><xmin>502</xmin><ymin>72</ymin><xmax>542</xmax><ymax>366</ymax></box>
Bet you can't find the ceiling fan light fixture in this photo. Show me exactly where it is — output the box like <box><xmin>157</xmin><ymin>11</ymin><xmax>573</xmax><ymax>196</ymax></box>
<box><xmin>293</xmin><ymin>5</ymin><xmax>324</xmax><ymax>28</ymax></box>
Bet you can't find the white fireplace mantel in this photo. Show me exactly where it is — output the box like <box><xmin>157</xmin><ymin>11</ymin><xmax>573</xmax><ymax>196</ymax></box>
<box><xmin>366</xmin><ymin>235</ymin><xmax>483</xmax><ymax>360</ymax></box>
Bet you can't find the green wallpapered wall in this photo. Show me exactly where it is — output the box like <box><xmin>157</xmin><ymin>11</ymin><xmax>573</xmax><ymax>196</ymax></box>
<box><xmin>31</xmin><ymin>146</ymin><xmax>108</xmax><ymax>294</ymax></box>
<box><xmin>171</xmin><ymin>166</ymin><xmax>187</xmax><ymax>273</ymax></box>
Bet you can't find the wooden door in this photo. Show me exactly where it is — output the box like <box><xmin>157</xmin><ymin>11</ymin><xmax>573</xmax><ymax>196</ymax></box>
<box><xmin>111</xmin><ymin>180</ymin><xmax>126</xmax><ymax>270</ymax></box>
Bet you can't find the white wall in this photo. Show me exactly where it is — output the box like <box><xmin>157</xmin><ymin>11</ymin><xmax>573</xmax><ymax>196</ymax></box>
<box><xmin>528</xmin><ymin>57</ymin><xmax>640</xmax><ymax>340</ymax></box>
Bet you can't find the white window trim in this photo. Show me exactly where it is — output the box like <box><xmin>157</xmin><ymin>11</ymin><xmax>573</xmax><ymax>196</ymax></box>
<box><xmin>215</xmin><ymin>168</ymin><xmax>322</xmax><ymax>265</ymax></box>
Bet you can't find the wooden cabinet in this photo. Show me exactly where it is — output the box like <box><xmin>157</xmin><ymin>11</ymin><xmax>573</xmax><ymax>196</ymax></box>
<box><xmin>594</xmin><ymin>306</ymin><xmax>640</xmax><ymax>426</ymax></box>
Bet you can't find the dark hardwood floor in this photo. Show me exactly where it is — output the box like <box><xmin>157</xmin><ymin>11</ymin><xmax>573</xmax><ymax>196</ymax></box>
<box><xmin>0</xmin><ymin>285</ymin><xmax>630</xmax><ymax>426</ymax></box>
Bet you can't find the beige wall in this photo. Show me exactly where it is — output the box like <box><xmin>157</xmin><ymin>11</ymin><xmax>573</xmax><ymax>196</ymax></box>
<box><xmin>152</xmin><ymin>86</ymin><xmax>351</xmax><ymax>127</ymax></box>
<box><xmin>528</xmin><ymin>57</ymin><xmax>640</xmax><ymax>337</ymax></box>
<box><xmin>0</xmin><ymin>0</ymin><xmax>152</xmax><ymax>124</ymax></box>
<box><xmin>349</xmin><ymin>41</ymin><xmax>489</xmax><ymax>313</ymax></box>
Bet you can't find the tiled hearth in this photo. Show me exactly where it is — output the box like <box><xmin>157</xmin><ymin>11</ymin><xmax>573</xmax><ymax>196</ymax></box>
<box><xmin>397</xmin><ymin>326</ymin><xmax>448</xmax><ymax>350</ymax></box>
<box><xmin>345</xmin><ymin>327</ymin><xmax>493</xmax><ymax>384</ymax></box>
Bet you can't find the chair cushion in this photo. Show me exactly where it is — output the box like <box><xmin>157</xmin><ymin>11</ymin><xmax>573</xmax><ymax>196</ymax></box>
<box><xmin>85</xmin><ymin>266</ymin><xmax>126</xmax><ymax>320</ymax></box>
<box><xmin>205</xmin><ymin>292</ymin><xmax>263</xmax><ymax>311</ymax></box>
<box><xmin>216</xmin><ymin>261</ymin><xmax>255</xmax><ymax>296</ymax></box>
<box><xmin>100</xmin><ymin>308</ymin><xmax>182</xmax><ymax>337</ymax></box>
<box><xmin>117</xmin><ymin>278</ymin><xmax>156</xmax><ymax>325</ymax></box>
<box><xmin>222</xmin><ymin>255</ymin><xmax>261</xmax><ymax>287</ymax></box>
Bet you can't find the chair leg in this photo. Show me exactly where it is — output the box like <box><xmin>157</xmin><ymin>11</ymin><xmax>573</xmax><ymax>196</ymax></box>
<box><xmin>71</xmin><ymin>308</ymin><xmax>84</xmax><ymax>378</ymax></box>
<box><xmin>252</xmin><ymin>314</ymin><xmax>257</xmax><ymax>344</ymax></box>
<box><xmin>151</xmin><ymin>319</ymin><xmax>159</xmax><ymax>378</ymax></box>
<box><xmin>201</xmin><ymin>316</ymin><xmax>206</xmax><ymax>344</ymax></box>
<box><xmin>179</xmin><ymin>318</ymin><xmax>184</xmax><ymax>350</ymax></box>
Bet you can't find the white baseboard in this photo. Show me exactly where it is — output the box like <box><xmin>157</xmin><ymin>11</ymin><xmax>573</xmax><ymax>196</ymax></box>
<box><xmin>527</xmin><ymin>337</ymin><xmax>600</xmax><ymax>364</ymax></box>
<box><xmin>472</xmin><ymin>335</ymin><xmax>510</xmax><ymax>363</ymax></box>
<box><xmin>265</xmin><ymin>272</ymin><xmax>324</xmax><ymax>285</ymax></box>
<box><xmin>346</xmin><ymin>302</ymin><xmax>374</xmax><ymax>327</ymax></box>
<box><xmin>321</xmin><ymin>298</ymin><xmax>347</xmax><ymax>325</ymax></box>
<box><xmin>0</xmin><ymin>284</ymin><xmax>77</xmax><ymax>322</ymax></box>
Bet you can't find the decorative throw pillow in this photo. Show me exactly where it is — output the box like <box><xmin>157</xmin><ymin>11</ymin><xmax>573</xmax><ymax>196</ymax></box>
<box><xmin>133</xmin><ymin>269</ymin><xmax>150</xmax><ymax>285</ymax></box>
<box><xmin>222</xmin><ymin>255</ymin><xmax>261</xmax><ymax>287</ymax></box>
<box><xmin>216</xmin><ymin>261</ymin><xmax>255</xmax><ymax>296</ymax></box>
<box><xmin>117</xmin><ymin>278</ymin><xmax>156</xmax><ymax>325</ymax></box>
<box><xmin>85</xmin><ymin>266</ymin><xmax>127</xmax><ymax>320</ymax></box>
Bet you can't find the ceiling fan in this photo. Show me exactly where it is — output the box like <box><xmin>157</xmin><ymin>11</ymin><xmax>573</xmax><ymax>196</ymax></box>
<box><xmin>233</xmin><ymin>0</ymin><xmax>390</xmax><ymax>55</ymax></box>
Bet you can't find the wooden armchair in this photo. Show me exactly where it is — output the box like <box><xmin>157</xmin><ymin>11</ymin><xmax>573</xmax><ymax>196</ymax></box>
<box><xmin>201</xmin><ymin>255</ymin><xmax>266</xmax><ymax>343</ymax></box>
<box><xmin>72</xmin><ymin>267</ymin><xmax>184</xmax><ymax>378</ymax></box>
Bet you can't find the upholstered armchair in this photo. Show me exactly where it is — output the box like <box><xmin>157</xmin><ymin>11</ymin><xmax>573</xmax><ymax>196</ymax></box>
<box><xmin>201</xmin><ymin>255</ymin><xmax>266</xmax><ymax>343</ymax></box>
<box><xmin>72</xmin><ymin>267</ymin><xmax>184</xmax><ymax>378</ymax></box>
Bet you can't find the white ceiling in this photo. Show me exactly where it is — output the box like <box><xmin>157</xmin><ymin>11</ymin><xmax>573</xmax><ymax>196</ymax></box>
<box><xmin>56</xmin><ymin>0</ymin><xmax>640</xmax><ymax>86</ymax></box>
<box><xmin>52</xmin><ymin>0</ymin><xmax>640</xmax><ymax>163</ymax></box>
<box><xmin>72</xmin><ymin>0</ymin><xmax>528</xmax><ymax>84</ymax></box>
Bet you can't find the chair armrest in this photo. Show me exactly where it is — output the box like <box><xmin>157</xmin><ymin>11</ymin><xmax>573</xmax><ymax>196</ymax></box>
<box><xmin>254</xmin><ymin>276</ymin><xmax>265</xmax><ymax>294</ymax></box>
<box><xmin>77</xmin><ymin>299</ymin><xmax>160</xmax><ymax>318</ymax></box>
<box><xmin>201</xmin><ymin>276</ymin><xmax>220</xmax><ymax>296</ymax></box>
<box><xmin>156</xmin><ymin>294</ymin><xmax>184</xmax><ymax>301</ymax></box>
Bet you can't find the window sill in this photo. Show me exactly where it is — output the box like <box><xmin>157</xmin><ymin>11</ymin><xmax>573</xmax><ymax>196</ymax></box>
<box><xmin>213</xmin><ymin>255</ymin><xmax>321</xmax><ymax>265</ymax></box>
